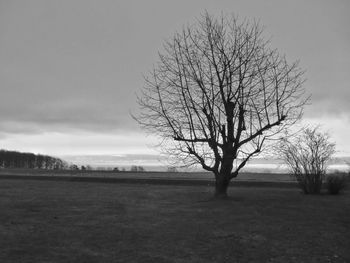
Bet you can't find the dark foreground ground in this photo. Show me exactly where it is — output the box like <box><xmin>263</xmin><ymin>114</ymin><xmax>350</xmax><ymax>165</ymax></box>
<box><xmin>0</xmin><ymin>179</ymin><xmax>349</xmax><ymax>263</ymax></box>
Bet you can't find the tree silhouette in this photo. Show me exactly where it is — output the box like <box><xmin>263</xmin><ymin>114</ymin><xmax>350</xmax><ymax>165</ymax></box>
<box><xmin>136</xmin><ymin>13</ymin><xmax>307</xmax><ymax>197</ymax></box>
<box><xmin>0</xmin><ymin>149</ymin><xmax>68</xmax><ymax>169</ymax></box>
<box><xmin>278</xmin><ymin>127</ymin><xmax>335</xmax><ymax>194</ymax></box>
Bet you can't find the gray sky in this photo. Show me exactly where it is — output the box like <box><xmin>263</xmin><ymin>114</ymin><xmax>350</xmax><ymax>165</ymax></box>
<box><xmin>0</xmin><ymin>0</ymin><xmax>349</xmax><ymax>157</ymax></box>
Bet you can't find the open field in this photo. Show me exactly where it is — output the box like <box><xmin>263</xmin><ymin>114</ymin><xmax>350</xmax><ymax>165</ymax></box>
<box><xmin>0</xmin><ymin>179</ymin><xmax>349</xmax><ymax>263</ymax></box>
<box><xmin>0</xmin><ymin>168</ymin><xmax>293</xmax><ymax>182</ymax></box>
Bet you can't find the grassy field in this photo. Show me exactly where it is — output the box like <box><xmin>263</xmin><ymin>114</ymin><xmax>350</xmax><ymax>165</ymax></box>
<box><xmin>0</xmin><ymin>179</ymin><xmax>349</xmax><ymax>263</ymax></box>
<box><xmin>0</xmin><ymin>168</ymin><xmax>293</xmax><ymax>182</ymax></box>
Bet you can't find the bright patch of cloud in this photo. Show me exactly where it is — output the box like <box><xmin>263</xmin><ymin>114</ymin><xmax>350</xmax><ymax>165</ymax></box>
<box><xmin>0</xmin><ymin>131</ymin><xmax>159</xmax><ymax>156</ymax></box>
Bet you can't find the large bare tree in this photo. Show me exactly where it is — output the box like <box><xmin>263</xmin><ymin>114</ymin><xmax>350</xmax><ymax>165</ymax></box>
<box><xmin>136</xmin><ymin>13</ymin><xmax>307</xmax><ymax>197</ymax></box>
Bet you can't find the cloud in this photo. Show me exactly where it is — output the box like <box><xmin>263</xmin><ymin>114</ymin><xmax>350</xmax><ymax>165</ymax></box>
<box><xmin>0</xmin><ymin>0</ymin><xmax>349</xmax><ymax>156</ymax></box>
<box><xmin>0</xmin><ymin>130</ymin><xmax>159</xmax><ymax>156</ymax></box>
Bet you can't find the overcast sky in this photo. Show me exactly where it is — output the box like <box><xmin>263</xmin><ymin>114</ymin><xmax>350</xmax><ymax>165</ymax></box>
<box><xmin>0</xmin><ymin>0</ymin><xmax>349</xmax><ymax>158</ymax></box>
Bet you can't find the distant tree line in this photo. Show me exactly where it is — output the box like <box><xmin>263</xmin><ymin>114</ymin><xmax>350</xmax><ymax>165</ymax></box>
<box><xmin>130</xmin><ymin>165</ymin><xmax>145</xmax><ymax>172</ymax></box>
<box><xmin>0</xmin><ymin>149</ymin><xmax>68</xmax><ymax>169</ymax></box>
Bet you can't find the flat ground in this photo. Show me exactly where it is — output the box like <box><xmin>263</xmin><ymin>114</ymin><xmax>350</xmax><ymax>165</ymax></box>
<box><xmin>0</xmin><ymin>179</ymin><xmax>349</xmax><ymax>263</ymax></box>
<box><xmin>0</xmin><ymin>168</ymin><xmax>293</xmax><ymax>182</ymax></box>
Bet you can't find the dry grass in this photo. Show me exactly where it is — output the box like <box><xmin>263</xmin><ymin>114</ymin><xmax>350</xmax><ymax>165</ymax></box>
<box><xmin>0</xmin><ymin>179</ymin><xmax>349</xmax><ymax>262</ymax></box>
<box><xmin>0</xmin><ymin>168</ymin><xmax>293</xmax><ymax>182</ymax></box>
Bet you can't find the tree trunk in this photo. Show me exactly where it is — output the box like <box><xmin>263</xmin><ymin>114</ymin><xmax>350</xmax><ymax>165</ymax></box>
<box><xmin>215</xmin><ymin>176</ymin><xmax>230</xmax><ymax>198</ymax></box>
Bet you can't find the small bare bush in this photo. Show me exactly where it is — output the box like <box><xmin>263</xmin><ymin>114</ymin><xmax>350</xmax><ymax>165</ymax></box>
<box><xmin>278</xmin><ymin>126</ymin><xmax>335</xmax><ymax>194</ymax></box>
<box><xmin>326</xmin><ymin>174</ymin><xmax>347</xmax><ymax>195</ymax></box>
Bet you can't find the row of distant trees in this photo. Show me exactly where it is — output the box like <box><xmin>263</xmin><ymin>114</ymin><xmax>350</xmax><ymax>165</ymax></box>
<box><xmin>0</xmin><ymin>150</ymin><xmax>151</xmax><ymax>172</ymax></box>
<box><xmin>0</xmin><ymin>149</ymin><xmax>68</xmax><ymax>169</ymax></box>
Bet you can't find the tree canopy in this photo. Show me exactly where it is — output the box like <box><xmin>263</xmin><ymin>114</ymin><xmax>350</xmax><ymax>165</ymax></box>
<box><xmin>136</xmin><ymin>13</ymin><xmax>308</xmax><ymax>197</ymax></box>
<box><xmin>0</xmin><ymin>149</ymin><xmax>68</xmax><ymax>169</ymax></box>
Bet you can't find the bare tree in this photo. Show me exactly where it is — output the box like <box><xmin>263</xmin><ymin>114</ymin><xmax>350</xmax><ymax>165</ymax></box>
<box><xmin>130</xmin><ymin>165</ymin><xmax>145</xmax><ymax>172</ymax></box>
<box><xmin>130</xmin><ymin>165</ymin><xmax>138</xmax><ymax>172</ymax></box>
<box><xmin>135</xmin><ymin>13</ymin><xmax>307</xmax><ymax>197</ymax></box>
<box><xmin>167</xmin><ymin>166</ymin><xmax>178</xmax><ymax>173</ymax></box>
<box><xmin>278</xmin><ymin>126</ymin><xmax>335</xmax><ymax>194</ymax></box>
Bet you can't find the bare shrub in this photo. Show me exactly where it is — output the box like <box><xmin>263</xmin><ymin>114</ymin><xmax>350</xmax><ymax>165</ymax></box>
<box><xmin>278</xmin><ymin>126</ymin><xmax>335</xmax><ymax>194</ymax></box>
<box><xmin>326</xmin><ymin>174</ymin><xmax>347</xmax><ymax>195</ymax></box>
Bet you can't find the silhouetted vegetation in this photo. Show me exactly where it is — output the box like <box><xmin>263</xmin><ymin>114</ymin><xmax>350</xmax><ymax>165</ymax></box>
<box><xmin>130</xmin><ymin>165</ymin><xmax>145</xmax><ymax>172</ymax></box>
<box><xmin>167</xmin><ymin>166</ymin><xmax>178</xmax><ymax>173</ymax></box>
<box><xmin>0</xmin><ymin>149</ymin><xmax>68</xmax><ymax>170</ymax></box>
<box><xmin>326</xmin><ymin>174</ymin><xmax>347</xmax><ymax>195</ymax></box>
<box><xmin>135</xmin><ymin>13</ymin><xmax>307</xmax><ymax>198</ymax></box>
<box><xmin>278</xmin><ymin>127</ymin><xmax>335</xmax><ymax>194</ymax></box>
<box><xmin>69</xmin><ymin>164</ymin><xmax>79</xmax><ymax>170</ymax></box>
